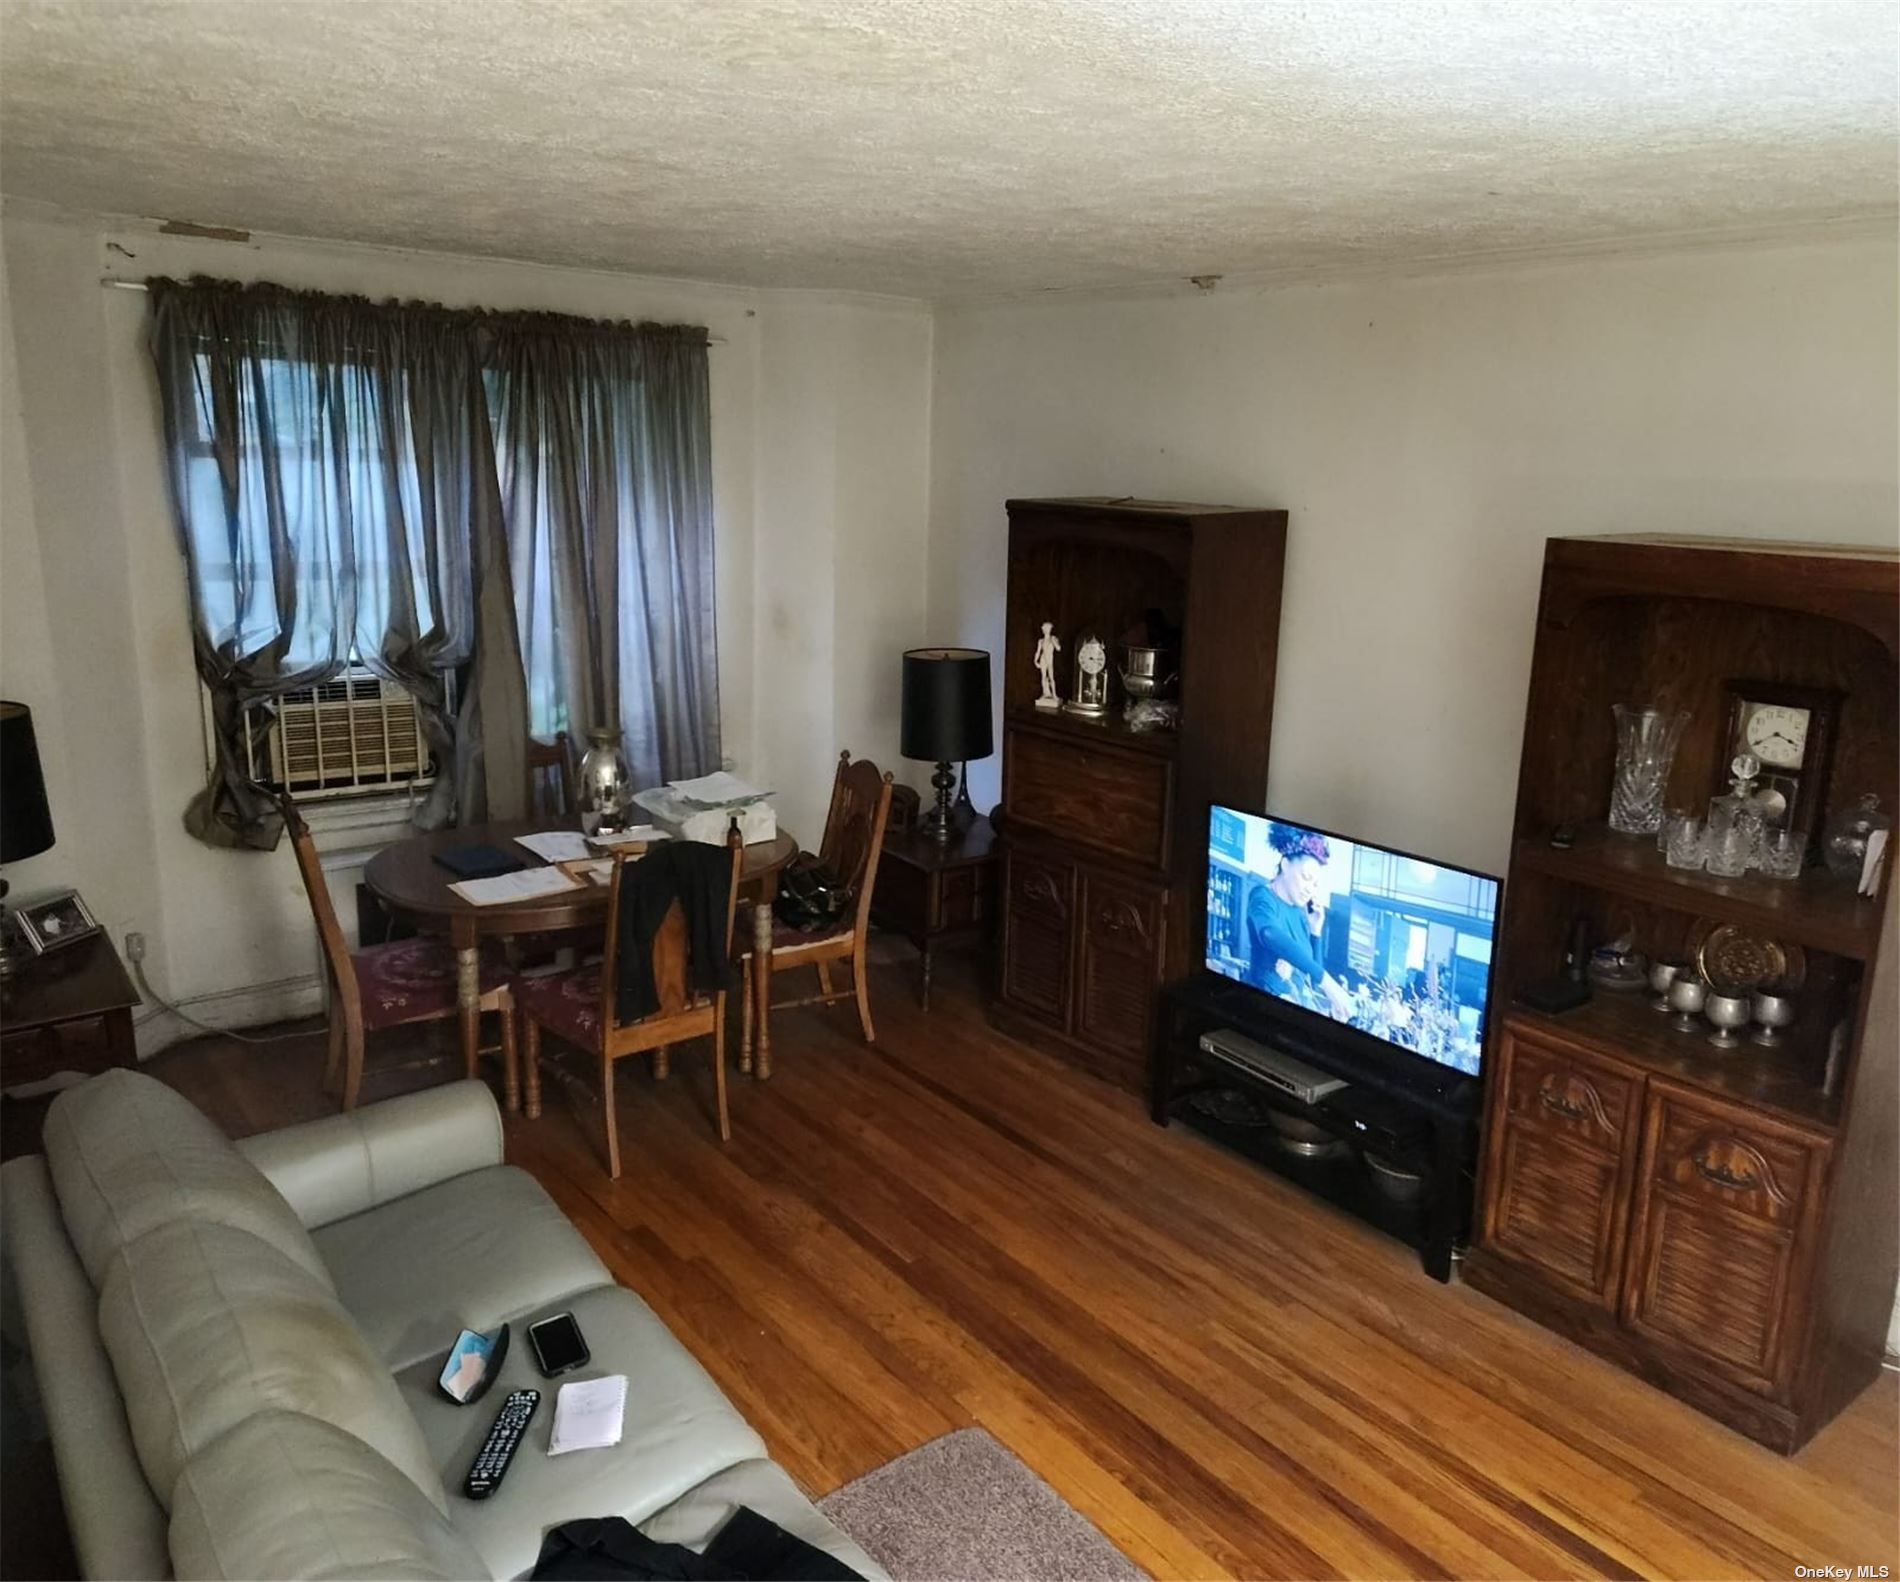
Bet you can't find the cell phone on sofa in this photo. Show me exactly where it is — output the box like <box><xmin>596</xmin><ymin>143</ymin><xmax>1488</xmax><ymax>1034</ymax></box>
<box><xmin>527</xmin><ymin>1311</ymin><xmax>590</xmax><ymax>1378</ymax></box>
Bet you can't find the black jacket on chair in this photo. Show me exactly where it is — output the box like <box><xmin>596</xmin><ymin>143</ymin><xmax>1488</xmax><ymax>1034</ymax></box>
<box><xmin>613</xmin><ymin>840</ymin><xmax>734</xmax><ymax>1025</ymax></box>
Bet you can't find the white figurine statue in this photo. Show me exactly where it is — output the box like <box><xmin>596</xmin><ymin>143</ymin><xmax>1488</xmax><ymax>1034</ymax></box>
<box><xmin>1032</xmin><ymin>622</ymin><xmax>1062</xmax><ymax>709</ymax></box>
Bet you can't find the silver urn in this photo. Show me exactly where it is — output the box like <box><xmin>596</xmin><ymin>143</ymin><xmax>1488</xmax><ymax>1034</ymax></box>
<box><xmin>577</xmin><ymin>725</ymin><xmax>634</xmax><ymax>834</ymax></box>
<box><xmin>1118</xmin><ymin>645</ymin><xmax>1178</xmax><ymax>702</ymax></box>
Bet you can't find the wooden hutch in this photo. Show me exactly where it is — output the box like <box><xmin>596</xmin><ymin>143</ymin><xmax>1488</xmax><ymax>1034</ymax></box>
<box><xmin>992</xmin><ymin>498</ymin><xmax>1288</xmax><ymax>1090</ymax></box>
<box><xmin>1465</xmin><ymin>535</ymin><xmax>1898</xmax><ymax>1453</ymax></box>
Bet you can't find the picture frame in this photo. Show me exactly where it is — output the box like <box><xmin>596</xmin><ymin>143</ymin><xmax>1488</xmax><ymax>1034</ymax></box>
<box><xmin>15</xmin><ymin>889</ymin><xmax>101</xmax><ymax>956</ymax></box>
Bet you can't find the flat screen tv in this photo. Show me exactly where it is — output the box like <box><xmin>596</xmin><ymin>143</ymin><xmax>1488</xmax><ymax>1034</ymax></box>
<box><xmin>1205</xmin><ymin>806</ymin><xmax>1501</xmax><ymax>1076</ymax></box>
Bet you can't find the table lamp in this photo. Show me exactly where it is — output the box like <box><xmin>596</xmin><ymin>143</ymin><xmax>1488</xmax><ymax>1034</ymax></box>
<box><xmin>900</xmin><ymin>648</ymin><xmax>993</xmax><ymax>844</ymax></box>
<box><xmin>1</xmin><ymin>701</ymin><xmax>56</xmax><ymax>979</ymax></box>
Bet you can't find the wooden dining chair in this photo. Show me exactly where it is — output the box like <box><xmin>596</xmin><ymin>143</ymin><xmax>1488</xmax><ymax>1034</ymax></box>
<box><xmin>516</xmin><ymin>828</ymin><xmax>744</xmax><ymax>1176</ymax></box>
<box><xmin>525</xmin><ymin>732</ymin><xmax>574</xmax><ymax>819</ymax></box>
<box><xmin>738</xmin><ymin>751</ymin><xmax>894</xmax><ymax>1071</ymax></box>
<box><xmin>278</xmin><ymin>793</ymin><xmax>516</xmax><ymax>1112</ymax></box>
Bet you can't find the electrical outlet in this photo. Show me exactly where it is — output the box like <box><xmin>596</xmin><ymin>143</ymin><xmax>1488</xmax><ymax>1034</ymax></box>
<box><xmin>125</xmin><ymin>931</ymin><xmax>146</xmax><ymax>964</ymax></box>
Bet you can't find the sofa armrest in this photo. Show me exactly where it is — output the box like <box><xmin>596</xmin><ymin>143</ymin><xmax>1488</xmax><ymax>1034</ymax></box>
<box><xmin>236</xmin><ymin>1081</ymin><xmax>504</xmax><ymax>1229</ymax></box>
<box><xmin>2</xmin><ymin>1156</ymin><xmax>172</xmax><ymax>1581</ymax></box>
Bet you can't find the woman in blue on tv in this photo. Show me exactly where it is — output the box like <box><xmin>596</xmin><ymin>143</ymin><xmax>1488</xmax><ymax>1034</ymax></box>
<box><xmin>1243</xmin><ymin>822</ymin><xmax>1353</xmax><ymax>1021</ymax></box>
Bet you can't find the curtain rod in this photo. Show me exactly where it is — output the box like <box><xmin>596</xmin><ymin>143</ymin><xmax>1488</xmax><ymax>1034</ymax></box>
<box><xmin>98</xmin><ymin>277</ymin><xmax>729</xmax><ymax>343</ymax></box>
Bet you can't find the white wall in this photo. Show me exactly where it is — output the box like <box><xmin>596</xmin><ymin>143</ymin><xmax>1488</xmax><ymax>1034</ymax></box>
<box><xmin>928</xmin><ymin>235</ymin><xmax>1900</xmax><ymax>876</ymax></box>
<box><xmin>0</xmin><ymin>205</ymin><xmax>932</xmax><ymax>1043</ymax></box>
<box><xmin>753</xmin><ymin>295</ymin><xmax>934</xmax><ymax>837</ymax></box>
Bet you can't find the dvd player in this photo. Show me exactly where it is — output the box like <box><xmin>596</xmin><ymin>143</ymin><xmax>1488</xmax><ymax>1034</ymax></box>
<box><xmin>1197</xmin><ymin>1028</ymin><xmax>1347</xmax><ymax>1105</ymax></box>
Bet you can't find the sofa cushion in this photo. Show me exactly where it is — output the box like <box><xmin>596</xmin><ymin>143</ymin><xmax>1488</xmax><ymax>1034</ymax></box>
<box><xmin>399</xmin><ymin>1285</ymin><xmax>768</xmax><ymax>1580</ymax></box>
<box><xmin>171</xmin><ymin>1411</ymin><xmax>489</xmax><ymax>1581</ymax></box>
<box><xmin>98</xmin><ymin>1220</ymin><xmax>448</xmax><ymax>1516</ymax></box>
<box><xmin>44</xmin><ymin>1068</ymin><xmax>332</xmax><ymax>1291</ymax></box>
<box><xmin>312</xmin><ymin>1165</ymin><xmax>611</xmax><ymax>1371</ymax></box>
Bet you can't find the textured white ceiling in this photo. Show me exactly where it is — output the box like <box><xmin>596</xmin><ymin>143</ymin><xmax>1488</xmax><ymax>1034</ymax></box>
<box><xmin>0</xmin><ymin>0</ymin><xmax>1892</xmax><ymax>298</ymax></box>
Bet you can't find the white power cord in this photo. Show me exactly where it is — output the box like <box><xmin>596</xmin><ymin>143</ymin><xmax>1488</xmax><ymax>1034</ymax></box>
<box><xmin>130</xmin><ymin>957</ymin><xmax>319</xmax><ymax>1047</ymax></box>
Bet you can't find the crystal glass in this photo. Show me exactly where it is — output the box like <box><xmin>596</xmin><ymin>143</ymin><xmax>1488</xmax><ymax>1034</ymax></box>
<box><xmin>577</xmin><ymin>725</ymin><xmax>634</xmax><ymax>835</ymax></box>
<box><xmin>1656</xmin><ymin>805</ymin><xmax>1693</xmax><ymax>853</ymax></box>
<box><xmin>1608</xmin><ymin>706</ymin><xmax>1689</xmax><ymax>837</ymax></box>
<box><xmin>1758</xmin><ymin>828</ymin><xmax>1804</xmax><ymax>881</ymax></box>
<box><xmin>1663</xmin><ymin>812</ymin><xmax>1706</xmax><ymax>870</ymax></box>
<box><xmin>1705</xmin><ymin>821</ymin><xmax>1755</xmax><ymax>879</ymax></box>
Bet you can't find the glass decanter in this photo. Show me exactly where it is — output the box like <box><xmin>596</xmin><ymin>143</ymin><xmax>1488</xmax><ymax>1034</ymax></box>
<box><xmin>1705</xmin><ymin>753</ymin><xmax>1769</xmax><ymax>877</ymax></box>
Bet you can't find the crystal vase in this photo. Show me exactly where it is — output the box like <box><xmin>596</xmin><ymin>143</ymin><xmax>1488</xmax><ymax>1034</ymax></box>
<box><xmin>1608</xmin><ymin>705</ymin><xmax>1689</xmax><ymax>837</ymax></box>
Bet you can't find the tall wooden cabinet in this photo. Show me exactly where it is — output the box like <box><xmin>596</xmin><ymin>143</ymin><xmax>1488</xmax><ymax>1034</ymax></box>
<box><xmin>1464</xmin><ymin>535</ymin><xmax>1899</xmax><ymax>1453</ymax></box>
<box><xmin>992</xmin><ymin>498</ymin><xmax>1288</xmax><ymax>1090</ymax></box>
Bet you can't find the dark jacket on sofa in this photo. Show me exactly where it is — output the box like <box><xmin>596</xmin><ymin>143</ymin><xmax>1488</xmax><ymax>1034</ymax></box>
<box><xmin>613</xmin><ymin>840</ymin><xmax>734</xmax><ymax>1025</ymax></box>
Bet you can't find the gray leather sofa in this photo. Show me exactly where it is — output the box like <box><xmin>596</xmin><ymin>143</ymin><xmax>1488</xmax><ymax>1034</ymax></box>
<box><xmin>1</xmin><ymin>1069</ymin><xmax>883</xmax><ymax>1581</ymax></box>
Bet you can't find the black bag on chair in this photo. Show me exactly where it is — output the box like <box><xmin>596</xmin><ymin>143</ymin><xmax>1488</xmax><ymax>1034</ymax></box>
<box><xmin>772</xmin><ymin>853</ymin><xmax>851</xmax><ymax>933</ymax></box>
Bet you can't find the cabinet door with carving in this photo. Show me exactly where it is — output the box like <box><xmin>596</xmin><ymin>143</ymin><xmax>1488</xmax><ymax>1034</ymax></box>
<box><xmin>999</xmin><ymin>847</ymin><xmax>1075</xmax><ymax>1027</ymax></box>
<box><xmin>1621</xmin><ymin>1084</ymin><xmax>1829</xmax><ymax>1399</ymax></box>
<box><xmin>1476</xmin><ymin>1024</ymin><xmax>1643</xmax><ymax>1308</ymax></box>
<box><xmin>1074</xmin><ymin>867</ymin><xmax>1166</xmax><ymax>1061</ymax></box>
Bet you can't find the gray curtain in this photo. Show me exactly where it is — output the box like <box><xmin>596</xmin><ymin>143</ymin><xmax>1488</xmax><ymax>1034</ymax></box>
<box><xmin>484</xmin><ymin>316</ymin><xmax>720</xmax><ymax>792</ymax></box>
<box><xmin>151</xmin><ymin>282</ymin><xmax>720</xmax><ymax>847</ymax></box>
<box><xmin>150</xmin><ymin>278</ymin><xmax>492</xmax><ymax>848</ymax></box>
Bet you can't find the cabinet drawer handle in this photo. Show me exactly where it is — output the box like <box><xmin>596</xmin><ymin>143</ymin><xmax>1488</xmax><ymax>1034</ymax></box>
<box><xmin>1536</xmin><ymin>1072</ymin><xmax>1611</xmax><ymax>1132</ymax></box>
<box><xmin>1688</xmin><ymin>1134</ymin><xmax>1790</xmax><ymax>1204</ymax></box>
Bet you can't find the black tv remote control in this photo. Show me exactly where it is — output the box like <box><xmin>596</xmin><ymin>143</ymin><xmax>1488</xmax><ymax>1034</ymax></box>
<box><xmin>463</xmin><ymin>1388</ymin><xmax>539</xmax><ymax>1500</ymax></box>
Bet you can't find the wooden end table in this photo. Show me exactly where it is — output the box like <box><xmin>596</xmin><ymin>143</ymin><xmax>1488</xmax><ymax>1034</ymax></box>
<box><xmin>870</xmin><ymin>815</ymin><xmax>997</xmax><ymax>1010</ymax></box>
<box><xmin>1</xmin><ymin>932</ymin><xmax>140</xmax><ymax>1090</ymax></box>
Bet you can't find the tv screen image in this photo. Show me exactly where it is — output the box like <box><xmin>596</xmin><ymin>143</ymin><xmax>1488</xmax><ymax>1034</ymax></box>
<box><xmin>1205</xmin><ymin>807</ymin><xmax>1500</xmax><ymax>1076</ymax></box>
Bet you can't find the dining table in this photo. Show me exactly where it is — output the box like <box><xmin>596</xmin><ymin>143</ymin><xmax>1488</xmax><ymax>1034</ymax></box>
<box><xmin>362</xmin><ymin>818</ymin><xmax>798</xmax><ymax>1108</ymax></box>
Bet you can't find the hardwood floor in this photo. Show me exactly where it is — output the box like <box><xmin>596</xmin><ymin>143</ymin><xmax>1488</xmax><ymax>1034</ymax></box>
<box><xmin>83</xmin><ymin>955</ymin><xmax>1900</xmax><ymax>1577</ymax></box>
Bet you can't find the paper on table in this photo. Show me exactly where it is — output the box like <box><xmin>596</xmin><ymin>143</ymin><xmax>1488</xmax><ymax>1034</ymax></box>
<box><xmin>666</xmin><ymin>771</ymin><xmax>771</xmax><ymax>808</ymax></box>
<box><xmin>515</xmin><ymin>830</ymin><xmax>593</xmax><ymax>864</ymax></box>
<box><xmin>1860</xmin><ymin>828</ymin><xmax>1888</xmax><ymax>898</ymax></box>
<box><xmin>449</xmin><ymin>868</ymin><xmax>581</xmax><ymax>906</ymax></box>
<box><xmin>548</xmin><ymin>1374</ymin><xmax>628</xmax><ymax>1455</ymax></box>
<box><xmin>587</xmin><ymin>825</ymin><xmax>668</xmax><ymax>849</ymax></box>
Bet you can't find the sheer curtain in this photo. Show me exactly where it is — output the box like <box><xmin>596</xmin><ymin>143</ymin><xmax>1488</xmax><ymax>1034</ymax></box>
<box><xmin>484</xmin><ymin>316</ymin><xmax>720</xmax><ymax>791</ymax></box>
<box><xmin>149</xmin><ymin>279</ymin><xmax>490</xmax><ymax>847</ymax></box>
<box><xmin>150</xmin><ymin>281</ymin><xmax>720</xmax><ymax>847</ymax></box>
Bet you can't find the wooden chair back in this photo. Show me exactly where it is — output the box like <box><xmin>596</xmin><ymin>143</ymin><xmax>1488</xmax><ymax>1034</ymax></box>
<box><xmin>277</xmin><ymin>792</ymin><xmax>365</xmax><ymax>1041</ymax></box>
<box><xmin>525</xmin><ymin>732</ymin><xmax>574</xmax><ymax>819</ymax></box>
<box><xmin>595</xmin><ymin>825</ymin><xmax>744</xmax><ymax>1038</ymax></box>
<box><xmin>817</xmin><ymin>751</ymin><xmax>896</xmax><ymax>939</ymax></box>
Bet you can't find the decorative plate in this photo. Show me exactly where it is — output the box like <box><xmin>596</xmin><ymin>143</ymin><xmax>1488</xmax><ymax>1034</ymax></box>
<box><xmin>1694</xmin><ymin>922</ymin><xmax>1805</xmax><ymax>996</ymax></box>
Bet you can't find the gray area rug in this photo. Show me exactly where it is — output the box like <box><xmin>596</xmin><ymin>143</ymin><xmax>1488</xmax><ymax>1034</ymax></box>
<box><xmin>819</xmin><ymin>1426</ymin><xmax>1148</xmax><ymax>1582</ymax></box>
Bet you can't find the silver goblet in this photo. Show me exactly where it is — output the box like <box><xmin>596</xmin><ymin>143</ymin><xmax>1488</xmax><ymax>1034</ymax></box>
<box><xmin>1647</xmin><ymin>958</ymin><xmax>1684</xmax><ymax>1012</ymax></box>
<box><xmin>1704</xmin><ymin>992</ymin><xmax>1752</xmax><ymax>1049</ymax></box>
<box><xmin>1666</xmin><ymin>974</ymin><xmax>1708</xmax><ymax>1031</ymax></box>
<box><xmin>1750</xmin><ymin>991</ymin><xmax>1796</xmax><ymax>1048</ymax></box>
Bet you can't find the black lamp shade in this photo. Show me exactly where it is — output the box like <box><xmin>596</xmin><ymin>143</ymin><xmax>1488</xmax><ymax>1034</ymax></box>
<box><xmin>900</xmin><ymin>649</ymin><xmax>993</xmax><ymax>764</ymax></box>
<box><xmin>1</xmin><ymin>701</ymin><xmax>55</xmax><ymax>863</ymax></box>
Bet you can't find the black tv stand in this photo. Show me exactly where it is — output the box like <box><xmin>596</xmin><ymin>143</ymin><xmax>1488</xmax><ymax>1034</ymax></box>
<box><xmin>1150</xmin><ymin>974</ymin><xmax>1481</xmax><ymax>1281</ymax></box>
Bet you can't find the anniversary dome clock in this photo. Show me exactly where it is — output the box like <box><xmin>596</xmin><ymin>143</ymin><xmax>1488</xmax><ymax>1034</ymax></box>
<box><xmin>1064</xmin><ymin>631</ymin><xmax>1109</xmax><ymax>718</ymax></box>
